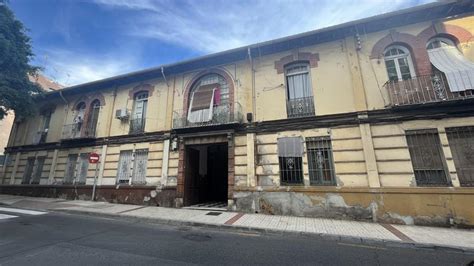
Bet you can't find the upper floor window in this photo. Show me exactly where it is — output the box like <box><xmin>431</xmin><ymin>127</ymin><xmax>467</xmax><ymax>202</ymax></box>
<box><xmin>285</xmin><ymin>63</ymin><xmax>315</xmax><ymax>118</ymax></box>
<box><xmin>86</xmin><ymin>99</ymin><xmax>100</xmax><ymax>136</ymax></box>
<box><xmin>130</xmin><ymin>91</ymin><xmax>148</xmax><ymax>133</ymax></box>
<box><xmin>384</xmin><ymin>45</ymin><xmax>415</xmax><ymax>81</ymax></box>
<box><xmin>187</xmin><ymin>74</ymin><xmax>229</xmax><ymax>123</ymax></box>
<box><xmin>426</xmin><ymin>37</ymin><xmax>456</xmax><ymax>50</ymax></box>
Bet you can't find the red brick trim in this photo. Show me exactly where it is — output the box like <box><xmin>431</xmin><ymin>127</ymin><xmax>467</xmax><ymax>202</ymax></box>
<box><xmin>128</xmin><ymin>83</ymin><xmax>154</xmax><ymax>99</ymax></box>
<box><xmin>417</xmin><ymin>24</ymin><xmax>473</xmax><ymax>46</ymax></box>
<box><xmin>182</xmin><ymin>68</ymin><xmax>235</xmax><ymax>114</ymax></box>
<box><xmin>87</xmin><ymin>93</ymin><xmax>106</xmax><ymax>106</ymax></box>
<box><xmin>274</xmin><ymin>52</ymin><xmax>320</xmax><ymax>74</ymax></box>
<box><xmin>371</xmin><ymin>25</ymin><xmax>473</xmax><ymax>77</ymax></box>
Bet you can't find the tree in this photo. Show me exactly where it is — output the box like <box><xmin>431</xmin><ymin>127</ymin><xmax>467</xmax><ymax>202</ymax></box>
<box><xmin>0</xmin><ymin>0</ymin><xmax>42</xmax><ymax>120</ymax></box>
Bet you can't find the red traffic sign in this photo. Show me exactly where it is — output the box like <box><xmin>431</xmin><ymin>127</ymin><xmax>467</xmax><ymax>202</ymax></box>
<box><xmin>89</xmin><ymin>152</ymin><xmax>100</xmax><ymax>164</ymax></box>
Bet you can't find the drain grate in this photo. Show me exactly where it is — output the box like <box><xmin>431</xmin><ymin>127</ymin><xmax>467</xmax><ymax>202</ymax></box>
<box><xmin>206</xmin><ymin>211</ymin><xmax>222</xmax><ymax>216</ymax></box>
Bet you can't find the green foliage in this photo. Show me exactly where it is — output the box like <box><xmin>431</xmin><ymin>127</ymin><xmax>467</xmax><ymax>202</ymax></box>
<box><xmin>0</xmin><ymin>1</ymin><xmax>42</xmax><ymax>120</ymax></box>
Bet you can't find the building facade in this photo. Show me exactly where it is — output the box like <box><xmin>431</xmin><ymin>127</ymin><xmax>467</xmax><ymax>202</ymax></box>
<box><xmin>1</xmin><ymin>1</ymin><xmax>474</xmax><ymax>226</ymax></box>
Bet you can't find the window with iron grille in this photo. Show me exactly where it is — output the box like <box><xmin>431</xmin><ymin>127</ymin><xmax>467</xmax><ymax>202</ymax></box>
<box><xmin>306</xmin><ymin>137</ymin><xmax>336</xmax><ymax>185</ymax></box>
<box><xmin>117</xmin><ymin>150</ymin><xmax>133</xmax><ymax>184</ymax></box>
<box><xmin>132</xmin><ymin>149</ymin><xmax>148</xmax><ymax>184</ymax></box>
<box><xmin>76</xmin><ymin>153</ymin><xmax>89</xmax><ymax>184</ymax></box>
<box><xmin>278</xmin><ymin>137</ymin><xmax>304</xmax><ymax>185</ymax></box>
<box><xmin>405</xmin><ymin>129</ymin><xmax>449</xmax><ymax>186</ymax></box>
<box><xmin>22</xmin><ymin>157</ymin><xmax>36</xmax><ymax>184</ymax></box>
<box><xmin>446</xmin><ymin>126</ymin><xmax>474</xmax><ymax>187</ymax></box>
<box><xmin>64</xmin><ymin>154</ymin><xmax>78</xmax><ymax>184</ymax></box>
<box><xmin>31</xmin><ymin>157</ymin><xmax>45</xmax><ymax>185</ymax></box>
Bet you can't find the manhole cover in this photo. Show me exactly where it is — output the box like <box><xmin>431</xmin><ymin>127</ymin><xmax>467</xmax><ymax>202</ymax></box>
<box><xmin>183</xmin><ymin>233</ymin><xmax>212</xmax><ymax>242</ymax></box>
<box><xmin>206</xmin><ymin>212</ymin><xmax>222</xmax><ymax>216</ymax></box>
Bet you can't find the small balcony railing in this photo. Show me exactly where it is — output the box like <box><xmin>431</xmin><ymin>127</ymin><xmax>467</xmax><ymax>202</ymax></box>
<box><xmin>172</xmin><ymin>102</ymin><xmax>243</xmax><ymax>129</ymax></box>
<box><xmin>385</xmin><ymin>73</ymin><xmax>474</xmax><ymax>107</ymax></box>
<box><xmin>61</xmin><ymin>123</ymin><xmax>96</xmax><ymax>140</ymax></box>
<box><xmin>287</xmin><ymin>96</ymin><xmax>315</xmax><ymax>118</ymax></box>
<box><xmin>129</xmin><ymin>117</ymin><xmax>146</xmax><ymax>134</ymax></box>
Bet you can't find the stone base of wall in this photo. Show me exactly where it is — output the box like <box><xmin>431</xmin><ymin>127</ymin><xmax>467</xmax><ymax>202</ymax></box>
<box><xmin>232</xmin><ymin>187</ymin><xmax>474</xmax><ymax>228</ymax></box>
<box><xmin>0</xmin><ymin>185</ymin><xmax>177</xmax><ymax>207</ymax></box>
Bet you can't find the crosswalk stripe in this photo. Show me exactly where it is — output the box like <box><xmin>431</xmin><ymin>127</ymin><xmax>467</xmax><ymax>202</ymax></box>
<box><xmin>0</xmin><ymin>214</ymin><xmax>18</xmax><ymax>220</ymax></box>
<box><xmin>0</xmin><ymin>207</ymin><xmax>47</xmax><ymax>216</ymax></box>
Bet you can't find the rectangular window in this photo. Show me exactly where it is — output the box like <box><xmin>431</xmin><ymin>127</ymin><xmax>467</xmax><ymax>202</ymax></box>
<box><xmin>131</xmin><ymin>149</ymin><xmax>148</xmax><ymax>185</ymax></box>
<box><xmin>306</xmin><ymin>137</ymin><xmax>336</xmax><ymax>185</ymax></box>
<box><xmin>64</xmin><ymin>154</ymin><xmax>78</xmax><ymax>184</ymax></box>
<box><xmin>278</xmin><ymin>137</ymin><xmax>304</xmax><ymax>185</ymax></box>
<box><xmin>22</xmin><ymin>157</ymin><xmax>36</xmax><ymax>184</ymax></box>
<box><xmin>31</xmin><ymin>157</ymin><xmax>45</xmax><ymax>185</ymax></box>
<box><xmin>285</xmin><ymin>64</ymin><xmax>315</xmax><ymax>118</ymax></box>
<box><xmin>406</xmin><ymin>130</ymin><xmax>449</xmax><ymax>186</ymax></box>
<box><xmin>446</xmin><ymin>126</ymin><xmax>474</xmax><ymax>187</ymax></box>
<box><xmin>117</xmin><ymin>150</ymin><xmax>133</xmax><ymax>184</ymax></box>
<box><xmin>76</xmin><ymin>153</ymin><xmax>89</xmax><ymax>184</ymax></box>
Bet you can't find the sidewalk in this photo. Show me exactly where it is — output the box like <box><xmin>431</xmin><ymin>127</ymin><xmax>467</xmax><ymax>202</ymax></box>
<box><xmin>1</xmin><ymin>194</ymin><xmax>473</xmax><ymax>252</ymax></box>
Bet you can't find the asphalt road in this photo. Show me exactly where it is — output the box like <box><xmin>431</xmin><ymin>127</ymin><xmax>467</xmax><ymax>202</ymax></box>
<box><xmin>0</xmin><ymin>207</ymin><xmax>472</xmax><ymax>266</ymax></box>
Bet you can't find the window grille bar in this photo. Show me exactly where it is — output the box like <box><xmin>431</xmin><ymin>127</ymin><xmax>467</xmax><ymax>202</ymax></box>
<box><xmin>64</xmin><ymin>154</ymin><xmax>78</xmax><ymax>184</ymax></box>
<box><xmin>31</xmin><ymin>157</ymin><xmax>45</xmax><ymax>185</ymax></box>
<box><xmin>21</xmin><ymin>157</ymin><xmax>36</xmax><ymax>184</ymax></box>
<box><xmin>131</xmin><ymin>149</ymin><xmax>148</xmax><ymax>185</ymax></box>
<box><xmin>117</xmin><ymin>150</ymin><xmax>133</xmax><ymax>184</ymax></box>
<box><xmin>446</xmin><ymin>126</ymin><xmax>474</xmax><ymax>187</ymax></box>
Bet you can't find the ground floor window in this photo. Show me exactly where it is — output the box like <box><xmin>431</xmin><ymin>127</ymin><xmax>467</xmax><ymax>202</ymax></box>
<box><xmin>64</xmin><ymin>153</ymin><xmax>89</xmax><ymax>184</ymax></box>
<box><xmin>405</xmin><ymin>129</ymin><xmax>449</xmax><ymax>186</ymax></box>
<box><xmin>446</xmin><ymin>126</ymin><xmax>474</xmax><ymax>187</ymax></box>
<box><xmin>22</xmin><ymin>157</ymin><xmax>36</xmax><ymax>184</ymax></box>
<box><xmin>116</xmin><ymin>149</ymin><xmax>148</xmax><ymax>185</ymax></box>
<box><xmin>306</xmin><ymin>137</ymin><xmax>336</xmax><ymax>185</ymax></box>
<box><xmin>278</xmin><ymin>137</ymin><xmax>304</xmax><ymax>185</ymax></box>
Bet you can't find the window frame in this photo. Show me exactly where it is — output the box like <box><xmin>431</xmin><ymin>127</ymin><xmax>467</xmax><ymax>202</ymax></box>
<box><xmin>405</xmin><ymin>129</ymin><xmax>450</xmax><ymax>187</ymax></box>
<box><xmin>383</xmin><ymin>45</ymin><xmax>416</xmax><ymax>81</ymax></box>
<box><xmin>306</xmin><ymin>136</ymin><xmax>336</xmax><ymax>186</ymax></box>
<box><xmin>426</xmin><ymin>37</ymin><xmax>456</xmax><ymax>50</ymax></box>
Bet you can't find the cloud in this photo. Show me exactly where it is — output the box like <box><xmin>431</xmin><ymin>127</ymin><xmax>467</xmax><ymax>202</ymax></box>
<box><xmin>94</xmin><ymin>0</ymin><xmax>434</xmax><ymax>53</ymax></box>
<box><xmin>35</xmin><ymin>49</ymin><xmax>139</xmax><ymax>86</ymax></box>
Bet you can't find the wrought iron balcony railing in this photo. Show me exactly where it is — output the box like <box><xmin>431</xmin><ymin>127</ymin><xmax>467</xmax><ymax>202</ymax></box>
<box><xmin>33</xmin><ymin>131</ymin><xmax>48</xmax><ymax>144</ymax></box>
<box><xmin>286</xmin><ymin>96</ymin><xmax>315</xmax><ymax>118</ymax></box>
<box><xmin>172</xmin><ymin>102</ymin><xmax>243</xmax><ymax>129</ymax></box>
<box><xmin>61</xmin><ymin>123</ymin><xmax>96</xmax><ymax>140</ymax></box>
<box><xmin>129</xmin><ymin>117</ymin><xmax>146</xmax><ymax>134</ymax></box>
<box><xmin>385</xmin><ymin>73</ymin><xmax>474</xmax><ymax>107</ymax></box>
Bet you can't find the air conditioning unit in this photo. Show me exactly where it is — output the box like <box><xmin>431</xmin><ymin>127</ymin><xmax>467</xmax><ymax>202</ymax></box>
<box><xmin>115</xmin><ymin>108</ymin><xmax>130</xmax><ymax>120</ymax></box>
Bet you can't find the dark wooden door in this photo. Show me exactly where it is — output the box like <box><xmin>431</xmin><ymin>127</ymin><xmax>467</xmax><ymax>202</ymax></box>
<box><xmin>184</xmin><ymin>148</ymin><xmax>200</xmax><ymax>206</ymax></box>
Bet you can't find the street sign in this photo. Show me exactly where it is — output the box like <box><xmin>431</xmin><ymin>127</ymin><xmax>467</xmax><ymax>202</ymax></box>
<box><xmin>89</xmin><ymin>152</ymin><xmax>100</xmax><ymax>164</ymax></box>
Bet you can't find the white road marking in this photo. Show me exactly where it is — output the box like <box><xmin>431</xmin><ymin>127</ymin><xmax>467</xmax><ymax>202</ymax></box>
<box><xmin>0</xmin><ymin>214</ymin><xmax>18</xmax><ymax>220</ymax></box>
<box><xmin>0</xmin><ymin>207</ymin><xmax>47</xmax><ymax>216</ymax></box>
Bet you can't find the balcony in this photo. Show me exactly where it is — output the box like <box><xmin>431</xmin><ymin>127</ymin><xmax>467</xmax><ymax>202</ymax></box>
<box><xmin>129</xmin><ymin>117</ymin><xmax>146</xmax><ymax>134</ymax></box>
<box><xmin>287</xmin><ymin>96</ymin><xmax>315</xmax><ymax>118</ymax></box>
<box><xmin>172</xmin><ymin>102</ymin><xmax>243</xmax><ymax>129</ymax></box>
<box><xmin>385</xmin><ymin>73</ymin><xmax>474</xmax><ymax>107</ymax></box>
<box><xmin>61</xmin><ymin>123</ymin><xmax>96</xmax><ymax>140</ymax></box>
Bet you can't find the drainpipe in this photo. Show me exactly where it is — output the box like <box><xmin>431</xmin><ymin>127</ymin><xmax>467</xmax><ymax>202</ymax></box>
<box><xmin>248</xmin><ymin>47</ymin><xmax>256</xmax><ymax>121</ymax></box>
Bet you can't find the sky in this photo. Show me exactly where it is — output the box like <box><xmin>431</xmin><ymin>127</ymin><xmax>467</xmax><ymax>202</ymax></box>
<box><xmin>10</xmin><ymin>0</ymin><xmax>434</xmax><ymax>87</ymax></box>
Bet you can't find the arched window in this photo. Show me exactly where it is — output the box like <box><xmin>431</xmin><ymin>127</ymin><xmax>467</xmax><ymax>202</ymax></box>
<box><xmin>284</xmin><ymin>62</ymin><xmax>314</xmax><ymax>117</ymax></box>
<box><xmin>189</xmin><ymin>73</ymin><xmax>229</xmax><ymax>106</ymax></box>
<box><xmin>384</xmin><ymin>45</ymin><xmax>416</xmax><ymax>81</ymax></box>
<box><xmin>130</xmin><ymin>91</ymin><xmax>148</xmax><ymax>133</ymax></box>
<box><xmin>73</xmin><ymin>102</ymin><xmax>86</xmax><ymax>138</ymax></box>
<box><xmin>86</xmin><ymin>99</ymin><xmax>100</xmax><ymax>136</ymax></box>
<box><xmin>427</xmin><ymin>37</ymin><xmax>456</xmax><ymax>50</ymax></box>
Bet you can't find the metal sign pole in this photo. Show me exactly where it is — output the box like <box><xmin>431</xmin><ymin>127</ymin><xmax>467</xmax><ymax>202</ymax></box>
<box><xmin>91</xmin><ymin>161</ymin><xmax>99</xmax><ymax>201</ymax></box>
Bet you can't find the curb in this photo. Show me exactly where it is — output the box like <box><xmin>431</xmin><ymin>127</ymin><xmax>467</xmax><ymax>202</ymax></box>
<box><xmin>53</xmin><ymin>208</ymin><xmax>474</xmax><ymax>254</ymax></box>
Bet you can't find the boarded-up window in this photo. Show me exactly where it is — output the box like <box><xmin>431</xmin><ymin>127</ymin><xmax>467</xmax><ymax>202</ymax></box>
<box><xmin>64</xmin><ymin>154</ymin><xmax>78</xmax><ymax>184</ymax></box>
<box><xmin>31</xmin><ymin>157</ymin><xmax>46</xmax><ymax>185</ymax></box>
<box><xmin>446</xmin><ymin>126</ymin><xmax>474</xmax><ymax>187</ymax></box>
<box><xmin>117</xmin><ymin>150</ymin><xmax>133</xmax><ymax>184</ymax></box>
<box><xmin>278</xmin><ymin>137</ymin><xmax>304</xmax><ymax>185</ymax></box>
<box><xmin>76</xmin><ymin>153</ymin><xmax>89</xmax><ymax>184</ymax></box>
<box><xmin>306</xmin><ymin>137</ymin><xmax>336</xmax><ymax>185</ymax></box>
<box><xmin>132</xmin><ymin>149</ymin><xmax>148</xmax><ymax>185</ymax></box>
<box><xmin>406</xmin><ymin>130</ymin><xmax>449</xmax><ymax>186</ymax></box>
<box><xmin>22</xmin><ymin>157</ymin><xmax>36</xmax><ymax>184</ymax></box>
